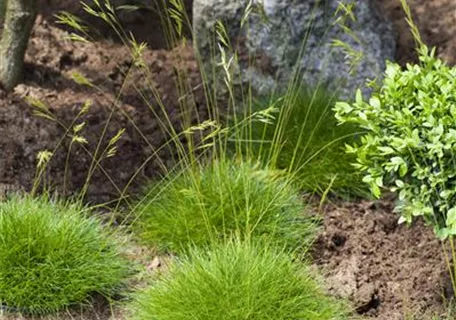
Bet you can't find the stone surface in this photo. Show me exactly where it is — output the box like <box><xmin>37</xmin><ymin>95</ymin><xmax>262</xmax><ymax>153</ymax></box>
<box><xmin>99</xmin><ymin>0</ymin><xmax>156</xmax><ymax>24</ymax></box>
<box><xmin>193</xmin><ymin>0</ymin><xmax>396</xmax><ymax>99</ymax></box>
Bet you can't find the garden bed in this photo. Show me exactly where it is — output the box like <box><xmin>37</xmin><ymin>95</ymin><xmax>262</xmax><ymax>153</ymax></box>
<box><xmin>1</xmin><ymin>0</ymin><xmax>456</xmax><ymax>319</ymax></box>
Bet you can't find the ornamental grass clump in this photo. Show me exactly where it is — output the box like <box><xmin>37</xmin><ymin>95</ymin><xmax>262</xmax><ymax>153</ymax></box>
<box><xmin>131</xmin><ymin>240</ymin><xmax>349</xmax><ymax>320</ymax></box>
<box><xmin>333</xmin><ymin>45</ymin><xmax>456</xmax><ymax>239</ymax></box>
<box><xmin>135</xmin><ymin>159</ymin><xmax>318</xmax><ymax>254</ymax></box>
<box><xmin>0</xmin><ymin>195</ymin><xmax>129</xmax><ymax>315</ymax></box>
<box><xmin>232</xmin><ymin>87</ymin><xmax>366</xmax><ymax>198</ymax></box>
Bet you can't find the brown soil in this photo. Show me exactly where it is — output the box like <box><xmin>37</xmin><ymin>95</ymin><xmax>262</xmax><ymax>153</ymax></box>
<box><xmin>0</xmin><ymin>0</ymin><xmax>455</xmax><ymax>319</ymax></box>
<box><xmin>313</xmin><ymin>198</ymin><xmax>451</xmax><ymax>320</ymax></box>
<box><xmin>376</xmin><ymin>0</ymin><xmax>456</xmax><ymax>66</ymax></box>
<box><xmin>37</xmin><ymin>0</ymin><xmax>194</xmax><ymax>49</ymax></box>
<box><xmin>0</xmin><ymin>11</ymin><xmax>205</xmax><ymax>205</ymax></box>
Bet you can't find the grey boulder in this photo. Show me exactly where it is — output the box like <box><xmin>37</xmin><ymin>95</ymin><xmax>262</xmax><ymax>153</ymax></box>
<box><xmin>193</xmin><ymin>0</ymin><xmax>396</xmax><ymax>99</ymax></box>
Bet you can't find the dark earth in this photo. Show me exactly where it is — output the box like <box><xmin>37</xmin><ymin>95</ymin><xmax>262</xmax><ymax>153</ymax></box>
<box><xmin>0</xmin><ymin>0</ymin><xmax>455</xmax><ymax>319</ymax></box>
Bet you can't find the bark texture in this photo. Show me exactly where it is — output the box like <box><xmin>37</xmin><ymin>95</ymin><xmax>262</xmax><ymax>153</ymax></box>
<box><xmin>0</xmin><ymin>0</ymin><xmax>36</xmax><ymax>91</ymax></box>
<box><xmin>0</xmin><ymin>1</ymin><xmax>6</xmax><ymax>23</ymax></box>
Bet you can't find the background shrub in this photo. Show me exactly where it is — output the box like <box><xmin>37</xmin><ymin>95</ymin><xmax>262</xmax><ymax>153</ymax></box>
<box><xmin>131</xmin><ymin>240</ymin><xmax>349</xmax><ymax>320</ymax></box>
<box><xmin>135</xmin><ymin>159</ymin><xmax>318</xmax><ymax>253</ymax></box>
<box><xmin>333</xmin><ymin>46</ymin><xmax>456</xmax><ymax>239</ymax></box>
<box><xmin>0</xmin><ymin>195</ymin><xmax>129</xmax><ymax>314</ymax></box>
<box><xmin>231</xmin><ymin>86</ymin><xmax>367</xmax><ymax>198</ymax></box>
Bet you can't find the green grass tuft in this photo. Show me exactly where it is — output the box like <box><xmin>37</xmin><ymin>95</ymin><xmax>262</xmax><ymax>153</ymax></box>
<box><xmin>0</xmin><ymin>195</ymin><xmax>130</xmax><ymax>315</ymax></box>
<box><xmin>135</xmin><ymin>159</ymin><xmax>318</xmax><ymax>254</ymax></box>
<box><xmin>232</xmin><ymin>86</ymin><xmax>368</xmax><ymax>199</ymax></box>
<box><xmin>131</xmin><ymin>240</ymin><xmax>350</xmax><ymax>320</ymax></box>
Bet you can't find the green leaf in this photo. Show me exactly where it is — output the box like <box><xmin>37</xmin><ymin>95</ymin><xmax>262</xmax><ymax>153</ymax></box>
<box><xmin>395</xmin><ymin>180</ymin><xmax>404</xmax><ymax>188</ymax></box>
<box><xmin>398</xmin><ymin>215</ymin><xmax>408</xmax><ymax>224</ymax></box>
<box><xmin>369</xmin><ymin>96</ymin><xmax>381</xmax><ymax>109</ymax></box>
<box><xmin>449</xmin><ymin>225</ymin><xmax>456</xmax><ymax>237</ymax></box>
<box><xmin>371</xmin><ymin>183</ymin><xmax>381</xmax><ymax>199</ymax></box>
<box><xmin>355</xmin><ymin>89</ymin><xmax>363</xmax><ymax>105</ymax></box>
<box><xmin>378</xmin><ymin>146</ymin><xmax>395</xmax><ymax>154</ymax></box>
<box><xmin>399</xmin><ymin>163</ymin><xmax>408</xmax><ymax>177</ymax></box>
<box><xmin>446</xmin><ymin>207</ymin><xmax>456</xmax><ymax>227</ymax></box>
<box><xmin>440</xmin><ymin>190</ymin><xmax>452</xmax><ymax>199</ymax></box>
<box><xmin>391</xmin><ymin>157</ymin><xmax>405</xmax><ymax>165</ymax></box>
<box><xmin>334</xmin><ymin>102</ymin><xmax>353</xmax><ymax>114</ymax></box>
<box><xmin>435</xmin><ymin>227</ymin><xmax>449</xmax><ymax>240</ymax></box>
<box><xmin>362</xmin><ymin>175</ymin><xmax>373</xmax><ymax>184</ymax></box>
<box><xmin>375</xmin><ymin>176</ymin><xmax>383</xmax><ymax>187</ymax></box>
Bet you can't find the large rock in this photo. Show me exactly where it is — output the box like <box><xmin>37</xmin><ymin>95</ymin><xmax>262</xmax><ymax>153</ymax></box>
<box><xmin>193</xmin><ymin>0</ymin><xmax>396</xmax><ymax>99</ymax></box>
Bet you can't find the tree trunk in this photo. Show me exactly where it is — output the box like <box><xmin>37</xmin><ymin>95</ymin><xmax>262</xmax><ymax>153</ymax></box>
<box><xmin>0</xmin><ymin>0</ymin><xmax>36</xmax><ymax>91</ymax></box>
<box><xmin>0</xmin><ymin>1</ymin><xmax>6</xmax><ymax>23</ymax></box>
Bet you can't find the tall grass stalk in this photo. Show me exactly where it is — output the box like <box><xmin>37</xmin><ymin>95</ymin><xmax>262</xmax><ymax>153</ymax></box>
<box><xmin>230</xmin><ymin>85</ymin><xmax>367</xmax><ymax>198</ymax></box>
<box><xmin>49</xmin><ymin>0</ymin><xmax>369</xmax><ymax>211</ymax></box>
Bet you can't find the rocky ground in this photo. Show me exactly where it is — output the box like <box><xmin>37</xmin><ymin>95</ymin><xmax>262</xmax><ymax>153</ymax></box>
<box><xmin>1</xmin><ymin>0</ymin><xmax>455</xmax><ymax>319</ymax></box>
